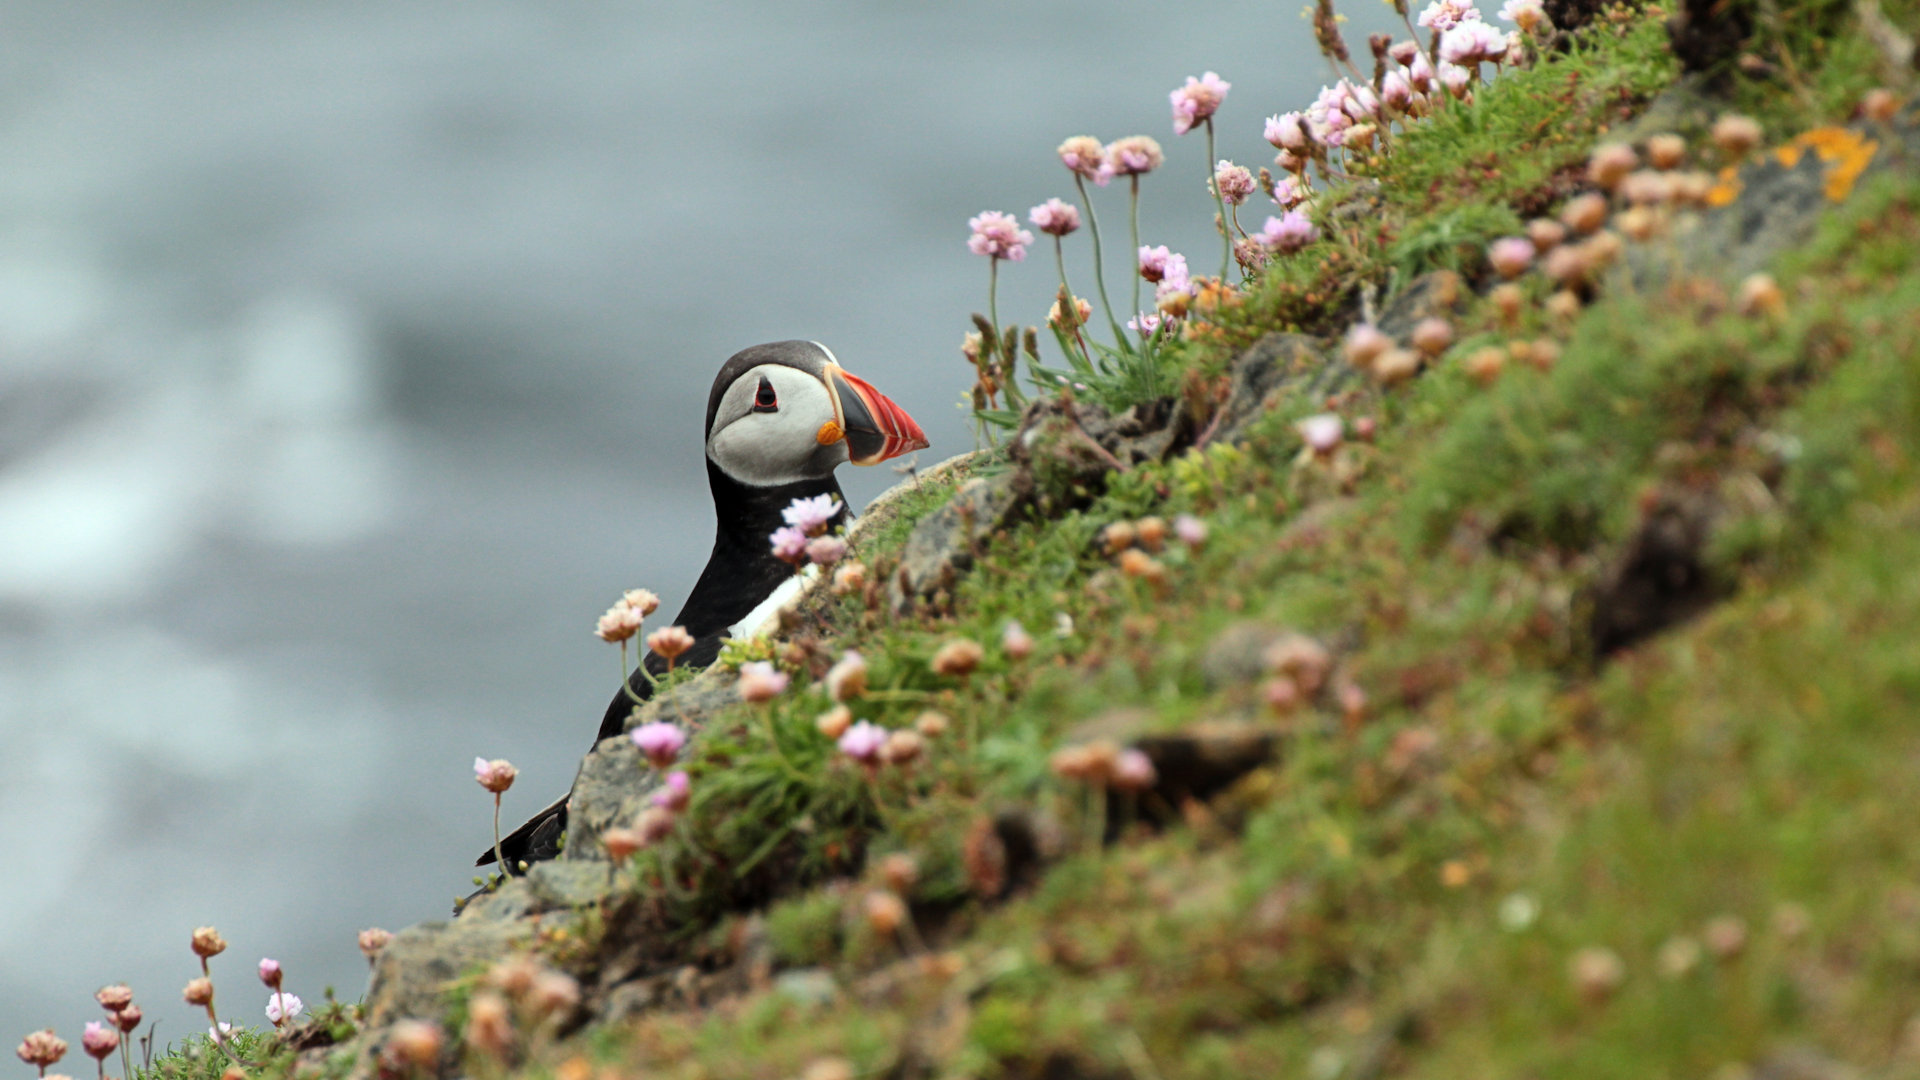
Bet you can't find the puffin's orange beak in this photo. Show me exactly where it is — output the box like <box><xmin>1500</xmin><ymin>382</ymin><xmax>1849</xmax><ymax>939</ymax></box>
<box><xmin>824</xmin><ymin>364</ymin><xmax>930</xmax><ymax>464</ymax></box>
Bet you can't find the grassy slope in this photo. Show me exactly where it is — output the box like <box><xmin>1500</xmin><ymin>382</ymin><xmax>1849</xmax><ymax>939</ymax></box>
<box><xmin>144</xmin><ymin>4</ymin><xmax>1920</xmax><ymax>1077</ymax></box>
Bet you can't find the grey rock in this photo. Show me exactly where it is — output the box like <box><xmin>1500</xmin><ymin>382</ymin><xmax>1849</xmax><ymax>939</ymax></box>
<box><xmin>528</xmin><ymin>859</ymin><xmax>616</xmax><ymax>909</ymax></box>
<box><xmin>360</xmin><ymin>914</ymin><xmax>534</xmax><ymax>1030</ymax></box>
<box><xmin>772</xmin><ymin>967</ymin><xmax>840</xmax><ymax>1008</ymax></box>
<box><xmin>1200</xmin><ymin>622</ymin><xmax>1294</xmax><ymax>689</ymax></box>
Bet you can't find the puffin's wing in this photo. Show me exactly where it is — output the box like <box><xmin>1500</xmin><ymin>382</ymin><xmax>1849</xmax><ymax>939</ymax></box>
<box><xmin>476</xmin><ymin>792</ymin><xmax>569</xmax><ymax>867</ymax></box>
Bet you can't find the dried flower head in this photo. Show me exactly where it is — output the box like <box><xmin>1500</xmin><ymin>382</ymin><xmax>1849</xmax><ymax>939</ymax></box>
<box><xmin>630</xmin><ymin>722</ymin><xmax>686</xmax><ymax>768</ymax></box>
<box><xmin>473</xmin><ymin>757</ymin><xmax>518</xmax><ymax>795</ymax></box>
<box><xmin>1213</xmin><ymin>160</ymin><xmax>1256</xmax><ymax>206</ymax></box>
<box><xmin>1546</xmin><ymin>289</ymin><xmax>1583</xmax><ymax>321</ymax></box>
<box><xmin>94</xmin><ymin>985</ymin><xmax>134</xmax><ymax>1013</ymax></box>
<box><xmin>1862</xmin><ymin>88</ymin><xmax>1898</xmax><ymax>123</ymax></box>
<box><xmin>464</xmin><ymin>992</ymin><xmax>514</xmax><ymax>1058</ymax></box>
<box><xmin>931</xmin><ymin>639</ymin><xmax>985</xmax><ymax>677</ymax></box>
<box><xmin>182</xmin><ymin>978</ymin><xmax>214</xmax><ymax>1006</ymax></box>
<box><xmin>831</xmin><ymin>561</ymin><xmax>868</xmax><ymax>596</ymax></box>
<box><xmin>1343</xmin><ymin>323</ymin><xmax>1392</xmax><ymax>369</ymax></box>
<box><xmin>646</xmin><ymin>625</ymin><xmax>695</xmax><ymax>664</ymax></box>
<box><xmin>1620</xmin><ymin>169</ymin><xmax>1674</xmax><ymax>206</ymax></box>
<box><xmin>914</xmin><ymin>710</ymin><xmax>950</xmax><ymax>738</ymax></box>
<box><xmin>1543</xmin><ymin>244</ymin><xmax>1590</xmax><ymax>287</ymax></box>
<box><xmin>621</xmin><ymin>589</ymin><xmax>660</xmax><ymax>617</ymax></box>
<box><xmin>387</xmin><ymin>1019</ymin><xmax>445</xmax><ymax>1070</ymax></box>
<box><xmin>602</xmin><ymin>825</ymin><xmax>644</xmax><ymax>862</ymax></box>
<box><xmin>1028</xmin><ymin>197</ymin><xmax>1081</xmax><ymax>236</ymax></box>
<box><xmin>1568</xmin><ymin>947</ymin><xmax>1626</xmax><ymax>1003</ymax></box>
<box><xmin>1736</xmin><ymin>273</ymin><xmax>1785</xmax><ymax>318</ymax></box>
<box><xmin>17</xmin><ymin>1031</ymin><xmax>68</xmax><ymax>1069</ymax></box>
<box><xmin>864</xmin><ymin>890</ymin><xmax>907</xmax><ymax>935</ymax></box>
<box><xmin>1169</xmin><ymin>71</ymin><xmax>1231</xmax><ymax>135</ymax></box>
<box><xmin>1049</xmin><ymin>294</ymin><xmax>1093</xmax><ymax>331</ymax></box>
<box><xmin>1102</xmin><ymin>519</ymin><xmax>1138</xmax><ymax>555</ymax></box>
<box><xmin>1411</xmin><ymin>317</ymin><xmax>1455</xmax><ymax>357</ymax></box>
<box><xmin>1711</xmin><ymin>113</ymin><xmax>1763</xmax><ymax>158</ymax></box>
<box><xmin>189</xmin><ymin>926</ymin><xmax>228</xmax><ymax>960</ymax></box>
<box><xmin>1587</xmin><ymin>142</ymin><xmax>1637</xmax><ymax>190</ymax></box>
<box><xmin>967</xmin><ymin>211</ymin><xmax>1033</xmax><ymax>262</ymax></box>
<box><xmin>882</xmin><ymin>729</ymin><xmax>925</xmax><ymax>766</ymax></box>
<box><xmin>816</xmin><ymin>704</ymin><xmax>853</xmax><ymax>740</ymax></box>
<box><xmin>737</xmin><ymin>661</ymin><xmax>790</xmax><ymax>703</ymax></box>
<box><xmin>1106</xmin><ymin>135</ymin><xmax>1165</xmax><ymax>176</ymax></box>
<box><xmin>595</xmin><ymin>603</ymin><xmax>642</xmax><ymax>643</ymax></box>
<box><xmin>358</xmin><ymin>927</ymin><xmax>394</xmax><ymax>959</ymax></box>
<box><xmin>1117</xmin><ymin>548</ymin><xmax>1166</xmax><ymax>584</ymax></box>
<box><xmin>1560</xmin><ymin>192</ymin><xmax>1609</xmax><ymax>235</ymax></box>
<box><xmin>1372</xmin><ymin>348</ymin><xmax>1421</xmax><ymax>385</ymax></box>
<box><xmin>109</xmin><ymin>1007</ymin><xmax>141</xmax><ymax>1035</ymax></box>
<box><xmin>838</xmin><ymin>720</ymin><xmax>888</xmax><ymax>763</ymax></box>
<box><xmin>1645</xmin><ymin>132</ymin><xmax>1686</xmax><ymax>170</ymax></box>
<box><xmin>1465</xmin><ymin>345</ymin><xmax>1507</xmax><ymax>385</ymax></box>
<box><xmin>825</xmin><ymin>650</ymin><xmax>869</xmax><ymax>702</ymax></box>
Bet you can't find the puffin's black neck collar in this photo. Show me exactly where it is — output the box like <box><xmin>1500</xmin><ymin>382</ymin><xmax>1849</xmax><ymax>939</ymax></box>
<box><xmin>669</xmin><ymin>460</ymin><xmax>848</xmax><ymax>640</ymax></box>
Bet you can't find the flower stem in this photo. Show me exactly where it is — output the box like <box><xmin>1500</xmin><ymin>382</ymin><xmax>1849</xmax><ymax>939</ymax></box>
<box><xmin>1052</xmin><ymin>235</ymin><xmax>1071</xmax><ymax>297</ymax></box>
<box><xmin>1206</xmin><ymin>118</ymin><xmax>1230</xmax><ymax>281</ymax></box>
<box><xmin>492</xmin><ymin>793</ymin><xmax>507</xmax><ymax>880</ymax></box>
<box><xmin>1128</xmin><ymin>176</ymin><xmax>1142</xmax><ymax>318</ymax></box>
<box><xmin>1074</xmin><ymin>173</ymin><xmax>1130</xmax><ymax>348</ymax></box>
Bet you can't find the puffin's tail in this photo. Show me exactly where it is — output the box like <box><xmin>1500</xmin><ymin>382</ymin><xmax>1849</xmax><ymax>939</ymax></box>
<box><xmin>475</xmin><ymin>792</ymin><xmax>570</xmax><ymax>871</ymax></box>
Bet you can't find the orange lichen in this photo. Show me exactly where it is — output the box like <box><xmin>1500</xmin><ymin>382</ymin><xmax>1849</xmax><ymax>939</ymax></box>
<box><xmin>1711</xmin><ymin>128</ymin><xmax>1879</xmax><ymax>208</ymax></box>
<box><xmin>1706</xmin><ymin>165</ymin><xmax>1743</xmax><ymax>207</ymax></box>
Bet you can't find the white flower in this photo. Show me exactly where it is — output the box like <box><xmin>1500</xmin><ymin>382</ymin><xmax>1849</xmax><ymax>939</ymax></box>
<box><xmin>265</xmin><ymin>991</ymin><xmax>304</xmax><ymax>1024</ymax></box>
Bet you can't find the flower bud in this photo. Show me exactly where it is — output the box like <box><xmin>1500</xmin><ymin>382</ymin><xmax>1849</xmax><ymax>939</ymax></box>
<box><xmin>1101</xmin><ymin>520</ymin><xmax>1138</xmax><ymax>555</ymax></box>
<box><xmin>1110</xmin><ymin>749</ymin><xmax>1157</xmax><ymax>793</ymax></box>
<box><xmin>602</xmin><ymin>826</ymin><xmax>644</xmax><ymax>862</ymax></box>
<box><xmin>257</xmin><ymin>958</ymin><xmax>282</xmax><ymax>989</ymax></box>
<box><xmin>825</xmin><ymin>650</ymin><xmax>868</xmax><ymax>702</ymax></box>
<box><xmin>737</xmin><ymin>660</ymin><xmax>790</xmax><ymax>702</ymax></box>
<box><xmin>1615</xmin><ymin>206</ymin><xmax>1661</xmax><ymax>242</ymax></box>
<box><xmin>1527</xmin><ymin>217</ymin><xmax>1568</xmax><ymax>253</ymax></box>
<box><xmin>1862</xmin><ymin>87</ymin><xmax>1898</xmax><ymax>122</ymax></box>
<box><xmin>1134</xmin><ymin>516</ymin><xmax>1168</xmax><ymax>552</ymax></box>
<box><xmin>1117</xmin><ymin>548</ymin><xmax>1166</xmax><ymax>585</ymax></box>
<box><xmin>1543</xmin><ymin>245</ymin><xmax>1589</xmax><ymax>287</ymax></box>
<box><xmin>646</xmin><ymin>625</ymin><xmax>694</xmax><ymax>663</ymax></box>
<box><xmin>182</xmin><ymin>978</ymin><xmax>214</xmax><ymax>1006</ymax></box>
<box><xmin>831</xmin><ymin>561</ymin><xmax>868</xmax><ymax>596</ymax></box>
<box><xmin>1526</xmin><ymin>338</ymin><xmax>1562</xmax><ymax>371</ymax></box>
<box><xmin>1490</xmin><ymin>283</ymin><xmax>1525</xmax><ymax>325</ymax></box>
<box><xmin>1546</xmin><ymin>290</ymin><xmax>1583</xmax><ymax>321</ymax></box>
<box><xmin>190</xmin><ymin>926</ymin><xmax>228</xmax><ymax>959</ymax></box>
<box><xmin>1736</xmin><ymin>273</ymin><xmax>1785</xmax><ymax>318</ymax></box>
<box><xmin>94</xmin><ymin>985</ymin><xmax>134</xmax><ymax>1013</ymax></box>
<box><xmin>1372</xmin><ymin>348</ymin><xmax>1421</xmax><ymax>386</ymax></box>
<box><xmin>109</xmin><ymin>1007</ymin><xmax>141</xmax><ymax>1035</ymax></box>
<box><xmin>913</xmin><ymin>710</ymin><xmax>950</xmax><ymax>738</ymax></box>
<box><xmin>1568</xmin><ymin>947</ymin><xmax>1626</xmax><ymax>1003</ymax></box>
<box><xmin>631</xmin><ymin>722</ymin><xmax>687</xmax><ymax>768</ymax></box>
<box><xmin>1343</xmin><ymin>323</ymin><xmax>1392</xmax><ymax>368</ymax></box>
<box><xmin>651</xmin><ymin>770</ymin><xmax>691</xmax><ymax>813</ymax></box>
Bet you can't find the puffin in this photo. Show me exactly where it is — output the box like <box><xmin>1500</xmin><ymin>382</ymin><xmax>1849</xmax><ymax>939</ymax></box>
<box><xmin>478</xmin><ymin>341</ymin><xmax>928</xmax><ymax>875</ymax></box>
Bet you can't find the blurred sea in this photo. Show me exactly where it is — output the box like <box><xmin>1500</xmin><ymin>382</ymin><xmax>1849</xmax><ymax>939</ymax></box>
<box><xmin>0</xmin><ymin>0</ymin><xmax>1382</xmax><ymax>1036</ymax></box>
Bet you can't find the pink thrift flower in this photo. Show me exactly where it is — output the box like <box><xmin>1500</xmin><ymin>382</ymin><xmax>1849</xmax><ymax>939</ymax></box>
<box><xmin>737</xmin><ymin>661</ymin><xmax>790</xmax><ymax>703</ymax></box>
<box><xmin>1174</xmin><ymin>514</ymin><xmax>1208</xmax><ymax>549</ymax></box>
<box><xmin>265</xmin><ymin>992</ymin><xmax>303</xmax><ymax>1025</ymax></box>
<box><xmin>631</xmin><ymin>722</ymin><xmax>686</xmax><ymax>768</ymax></box>
<box><xmin>474</xmin><ymin>757</ymin><xmax>517</xmax><ymax>794</ymax></box>
<box><xmin>1440</xmin><ymin>61</ymin><xmax>1472</xmax><ymax>98</ymax></box>
<box><xmin>80</xmin><ymin>1024</ymin><xmax>117</xmax><ymax>1061</ymax></box>
<box><xmin>1002</xmin><ymin>620</ymin><xmax>1035</xmax><ymax>660</ymax></box>
<box><xmin>1105</xmin><ymin>135</ymin><xmax>1165</xmax><ymax>176</ymax></box>
<box><xmin>1213</xmin><ymin>161</ymin><xmax>1256</xmax><ymax>206</ymax></box>
<box><xmin>259</xmin><ymin>957</ymin><xmax>283</xmax><ymax>988</ymax></box>
<box><xmin>1261</xmin><ymin>211</ymin><xmax>1318</xmax><ymax>254</ymax></box>
<box><xmin>1417</xmin><ymin>0</ymin><xmax>1482</xmax><ymax>31</ymax></box>
<box><xmin>1111</xmin><ymin>748</ymin><xmax>1157</xmax><ymax>793</ymax></box>
<box><xmin>1409</xmin><ymin>52</ymin><xmax>1437</xmax><ymax>92</ymax></box>
<box><xmin>1265</xmin><ymin>112</ymin><xmax>1310</xmax><ymax>152</ymax></box>
<box><xmin>967</xmin><ymin>211</ymin><xmax>1033</xmax><ymax>262</ymax></box>
<box><xmin>621</xmin><ymin>589</ymin><xmax>661</xmax><ymax>617</ymax></box>
<box><xmin>1272</xmin><ymin>175</ymin><xmax>1310</xmax><ymax>209</ymax></box>
<box><xmin>1057</xmin><ymin>135</ymin><xmax>1108</xmax><ymax>182</ymax></box>
<box><xmin>1296</xmin><ymin>413</ymin><xmax>1345</xmax><ymax>454</ymax></box>
<box><xmin>1389</xmin><ymin>40</ymin><xmax>1422</xmax><ymax>64</ymax></box>
<box><xmin>651</xmin><ymin>770</ymin><xmax>691</xmax><ymax>812</ymax></box>
<box><xmin>838</xmin><ymin>720</ymin><xmax>888</xmax><ymax>763</ymax></box>
<box><xmin>1382</xmin><ymin>70</ymin><xmax>1414</xmax><ymax>111</ymax></box>
<box><xmin>826</xmin><ymin>649</ymin><xmax>868</xmax><ymax>702</ymax></box>
<box><xmin>1127</xmin><ymin>311</ymin><xmax>1165</xmax><ymax>336</ymax></box>
<box><xmin>1499</xmin><ymin>0</ymin><xmax>1546</xmax><ymax>29</ymax></box>
<box><xmin>782</xmin><ymin>493</ymin><xmax>842</xmax><ymax>533</ymax></box>
<box><xmin>1028</xmin><ymin>198</ymin><xmax>1081</xmax><ymax>237</ymax></box>
<box><xmin>1137</xmin><ymin>245</ymin><xmax>1189</xmax><ymax>286</ymax></box>
<box><xmin>1169</xmin><ymin>71</ymin><xmax>1230</xmax><ymax>135</ymax></box>
<box><xmin>805</xmin><ymin>534</ymin><xmax>848</xmax><ymax>566</ymax></box>
<box><xmin>770</xmin><ymin>525</ymin><xmax>809</xmax><ymax>564</ymax></box>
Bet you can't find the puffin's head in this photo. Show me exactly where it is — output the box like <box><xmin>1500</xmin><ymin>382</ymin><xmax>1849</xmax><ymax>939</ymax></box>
<box><xmin>704</xmin><ymin>341</ymin><xmax>930</xmax><ymax>487</ymax></box>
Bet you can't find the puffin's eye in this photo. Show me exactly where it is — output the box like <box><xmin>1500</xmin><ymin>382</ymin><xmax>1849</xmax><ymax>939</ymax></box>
<box><xmin>752</xmin><ymin>376</ymin><xmax>779</xmax><ymax>413</ymax></box>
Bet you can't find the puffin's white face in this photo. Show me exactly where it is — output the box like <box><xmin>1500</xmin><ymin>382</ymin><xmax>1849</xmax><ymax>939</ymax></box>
<box><xmin>706</xmin><ymin>363</ymin><xmax>849</xmax><ymax>487</ymax></box>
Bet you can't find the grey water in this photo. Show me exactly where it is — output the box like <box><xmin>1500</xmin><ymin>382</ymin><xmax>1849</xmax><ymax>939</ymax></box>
<box><xmin>0</xmin><ymin>0</ymin><xmax>1383</xmax><ymax>1039</ymax></box>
